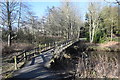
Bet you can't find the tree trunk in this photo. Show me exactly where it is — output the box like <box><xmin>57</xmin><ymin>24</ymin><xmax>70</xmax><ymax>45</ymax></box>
<box><xmin>70</xmin><ymin>23</ymin><xmax>72</xmax><ymax>39</ymax></box>
<box><xmin>111</xmin><ymin>26</ymin><xmax>113</xmax><ymax>41</ymax></box>
<box><xmin>8</xmin><ymin>34</ymin><xmax>11</xmax><ymax>47</ymax></box>
<box><xmin>91</xmin><ymin>22</ymin><xmax>95</xmax><ymax>43</ymax></box>
<box><xmin>67</xmin><ymin>27</ymin><xmax>70</xmax><ymax>40</ymax></box>
<box><xmin>7</xmin><ymin>1</ymin><xmax>12</xmax><ymax>47</ymax></box>
<box><xmin>89</xmin><ymin>17</ymin><xmax>92</xmax><ymax>43</ymax></box>
<box><xmin>118</xmin><ymin>4</ymin><xmax>120</xmax><ymax>29</ymax></box>
<box><xmin>111</xmin><ymin>19</ymin><xmax>114</xmax><ymax>41</ymax></box>
<box><xmin>77</xmin><ymin>29</ymin><xmax>80</xmax><ymax>39</ymax></box>
<box><xmin>17</xmin><ymin>2</ymin><xmax>22</xmax><ymax>32</ymax></box>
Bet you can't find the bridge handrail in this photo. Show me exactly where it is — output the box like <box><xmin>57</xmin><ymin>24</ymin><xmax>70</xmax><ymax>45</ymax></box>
<box><xmin>13</xmin><ymin>38</ymin><xmax>80</xmax><ymax>70</ymax></box>
<box><xmin>13</xmin><ymin>42</ymin><xmax>55</xmax><ymax>70</ymax></box>
<box><xmin>52</xmin><ymin>39</ymin><xmax>80</xmax><ymax>58</ymax></box>
<box><xmin>3</xmin><ymin>39</ymin><xmax>80</xmax><ymax>78</ymax></box>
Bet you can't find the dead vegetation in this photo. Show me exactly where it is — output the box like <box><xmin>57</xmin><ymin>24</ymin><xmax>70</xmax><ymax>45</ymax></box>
<box><xmin>86</xmin><ymin>41</ymin><xmax>120</xmax><ymax>52</ymax></box>
<box><xmin>2</xmin><ymin>42</ymin><xmax>34</xmax><ymax>56</ymax></box>
<box><xmin>50</xmin><ymin>41</ymin><xmax>119</xmax><ymax>79</ymax></box>
<box><xmin>2</xmin><ymin>42</ymin><xmax>35</xmax><ymax>78</ymax></box>
<box><xmin>76</xmin><ymin>51</ymin><xmax>119</xmax><ymax>78</ymax></box>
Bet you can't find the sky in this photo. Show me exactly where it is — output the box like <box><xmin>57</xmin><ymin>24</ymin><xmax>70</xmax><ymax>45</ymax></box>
<box><xmin>28</xmin><ymin>2</ymin><xmax>89</xmax><ymax>21</ymax></box>
<box><xmin>27</xmin><ymin>0</ymin><xmax>118</xmax><ymax>21</ymax></box>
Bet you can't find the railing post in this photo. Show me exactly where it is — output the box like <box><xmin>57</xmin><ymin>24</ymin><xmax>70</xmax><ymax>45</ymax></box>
<box><xmin>53</xmin><ymin>42</ymin><xmax>55</xmax><ymax>47</ymax></box>
<box><xmin>33</xmin><ymin>53</ymin><xmax>35</xmax><ymax>57</ymax></box>
<box><xmin>27</xmin><ymin>52</ymin><xmax>30</xmax><ymax>59</ymax></box>
<box><xmin>61</xmin><ymin>44</ymin><xmax>63</xmax><ymax>48</ymax></box>
<box><xmin>55</xmin><ymin>42</ymin><xmax>57</xmax><ymax>47</ymax></box>
<box><xmin>65</xmin><ymin>42</ymin><xmax>67</xmax><ymax>45</ymax></box>
<box><xmin>24</xmin><ymin>51</ymin><xmax>26</xmax><ymax>61</ymax></box>
<box><xmin>39</xmin><ymin>44</ymin><xmax>41</xmax><ymax>54</ymax></box>
<box><xmin>14</xmin><ymin>56</ymin><xmax>17</xmax><ymax>70</ymax></box>
<box><xmin>35</xmin><ymin>48</ymin><xmax>36</xmax><ymax>54</ymax></box>
<box><xmin>49</xmin><ymin>43</ymin><xmax>51</xmax><ymax>48</ymax></box>
<box><xmin>45</xmin><ymin>44</ymin><xmax>47</xmax><ymax>50</ymax></box>
<box><xmin>37</xmin><ymin>47</ymin><xmax>39</xmax><ymax>53</ymax></box>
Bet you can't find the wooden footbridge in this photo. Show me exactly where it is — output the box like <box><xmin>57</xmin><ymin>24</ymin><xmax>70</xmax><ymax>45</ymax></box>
<box><xmin>5</xmin><ymin>38</ymin><xmax>84</xmax><ymax>79</ymax></box>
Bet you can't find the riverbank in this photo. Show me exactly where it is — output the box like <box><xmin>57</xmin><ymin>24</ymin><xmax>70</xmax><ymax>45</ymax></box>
<box><xmin>50</xmin><ymin>40</ymin><xmax>119</xmax><ymax>79</ymax></box>
<box><xmin>86</xmin><ymin>41</ymin><xmax>120</xmax><ymax>52</ymax></box>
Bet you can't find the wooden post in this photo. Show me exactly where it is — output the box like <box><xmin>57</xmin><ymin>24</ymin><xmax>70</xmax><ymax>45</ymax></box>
<box><xmin>14</xmin><ymin>56</ymin><xmax>17</xmax><ymax>70</ymax></box>
<box><xmin>45</xmin><ymin>44</ymin><xmax>47</xmax><ymax>50</ymax></box>
<box><xmin>49</xmin><ymin>43</ymin><xmax>51</xmax><ymax>48</ymax></box>
<box><xmin>65</xmin><ymin>42</ymin><xmax>67</xmax><ymax>46</ymax></box>
<box><xmin>53</xmin><ymin>42</ymin><xmax>55</xmax><ymax>47</ymax></box>
<box><xmin>55</xmin><ymin>42</ymin><xmax>57</xmax><ymax>47</ymax></box>
<box><xmin>24</xmin><ymin>52</ymin><xmax>26</xmax><ymax>61</ymax></box>
<box><xmin>39</xmin><ymin>44</ymin><xmax>41</xmax><ymax>54</ymax></box>
<box><xmin>26</xmin><ymin>52</ymin><xmax>30</xmax><ymax>60</ymax></box>
<box><xmin>34</xmin><ymin>49</ymin><xmax>36</xmax><ymax>57</ymax></box>
<box><xmin>61</xmin><ymin>44</ymin><xmax>63</xmax><ymax>48</ymax></box>
<box><xmin>35</xmin><ymin>48</ymin><xmax>36</xmax><ymax>54</ymax></box>
<box><xmin>37</xmin><ymin>47</ymin><xmax>39</xmax><ymax>53</ymax></box>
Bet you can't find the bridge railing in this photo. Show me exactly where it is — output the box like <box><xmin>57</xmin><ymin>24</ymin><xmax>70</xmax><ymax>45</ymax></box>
<box><xmin>3</xmin><ymin>39</ymin><xmax>80</xmax><ymax>78</ymax></box>
<box><xmin>13</xmin><ymin>42</ymin><xmax>56</xmax><ymax>70</ymax></box>
<box><xmin>13</xmin><ymin>39</ymin><xmax>80</xmax><ymax>70</ymax></box>
<box><xmin>44</xmin><ymin>39</ymin><xmax>81</xmax><ymax>68</ymax></box>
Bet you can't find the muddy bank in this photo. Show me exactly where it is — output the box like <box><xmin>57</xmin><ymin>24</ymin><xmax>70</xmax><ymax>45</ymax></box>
<box><xmin>50</xmin><ymin>41</ymin><xmax>119</xmax><ymax>79</ymax></box>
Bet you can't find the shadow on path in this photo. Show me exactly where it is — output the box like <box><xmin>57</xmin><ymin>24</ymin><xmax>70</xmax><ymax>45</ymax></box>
<box><xmin>11</xmin><ymin>50</ymin><xmax>70</xmax><ymax>80</ymax></box>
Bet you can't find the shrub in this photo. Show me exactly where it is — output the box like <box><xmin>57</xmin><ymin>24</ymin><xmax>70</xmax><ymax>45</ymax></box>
<box><xmin>2</xmin><ymin>45</ymin><xmax>14</xmax><ymax>55</ymax></box>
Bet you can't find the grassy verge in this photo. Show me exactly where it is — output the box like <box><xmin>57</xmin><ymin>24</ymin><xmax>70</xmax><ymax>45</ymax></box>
<box><xmin>86</xmin><ymin>41</ymin><xmax>120</xmax><ymax>52</ymax></box>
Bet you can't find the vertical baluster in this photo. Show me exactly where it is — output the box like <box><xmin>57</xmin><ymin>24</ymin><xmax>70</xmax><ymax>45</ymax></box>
<box><xmin>55</xmin><ymin>42</ymin><xmax>57</xmax><ymax>47</ymax></box>
<box><xmin>37</xmin><ymin>47</ymin><xmax>39</xmax><ymax>54</ymax></box>
<box><xmin>24</xmin><ymin>51</ymin><xmax>26</xmax><ymax>61</ymax></box>
<box><xmin>49</xmin><ymin>43</ymin><xmax>51</xmax><ymax>48</ymax></box>
<box><xmin>39</xmin><ymin>44</ymin><xmax>41</xmax><ymax>54</ymax></box>
<box><xmin>34</xmin><ymin>49</ymin><xmax>36</xmax><ymax>57</ymax></box>
<box><xmin>45</xmin><ymin>43</ymin><xmax>47</xmax><ymax>50</ymax></box>
<box><xmin>14</xmin><ymin>56</ymin><xmax>17</xmax><ymax>70</ymax></box>
<box><xmin>27</xmin><ymin>51</ymin><xmax>29</xmax><ymax>60</ymax></box>
<box><xmin>53</xmin><ymin>42</ymin><xmax>55</xmax><ymax>47</ymax></box>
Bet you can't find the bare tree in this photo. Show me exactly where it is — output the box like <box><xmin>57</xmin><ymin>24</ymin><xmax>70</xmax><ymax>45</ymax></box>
<box><xmin>87</xmin><ymin>2</ymin><xmax>101</xmax><ymax>43</ymax></box>
<box><xmin>0</xmin><ymin>0</ymin><xmax>33</xmax><ymax>46</ymax></box>
<box><xmin>0</xmin><ymin>0</ymin><xmax>20</xmax><ymax>46</ymax></box>
<box><xmin>45</xmin><ymin>2</ymin><xmax>82</xmax><ymax>40</ymax></box>
<box><xmin>17</xmin><ymin>2</ymin><xmax>22</xmax><ymax>31</ymax></box>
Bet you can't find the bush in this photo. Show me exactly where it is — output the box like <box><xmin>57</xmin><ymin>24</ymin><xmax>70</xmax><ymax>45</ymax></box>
<box><xmin>2</xmin><ymin>45</ymin><xmax>14</xmax><ymax>55</ymax></box>
<box><xmin>99</xmin><ymin>37</ymin><xmax>111</xmax><ymax>43</ymax></box>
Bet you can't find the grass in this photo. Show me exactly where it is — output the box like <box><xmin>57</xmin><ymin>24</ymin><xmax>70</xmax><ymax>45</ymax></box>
<box><xmin>88</xmin><ymin>46</ymin><xmax>111</xmax><ymax>51</ymax></box>
<box><xmin>86</xmin><ymin>41</ymin><xmax>120</xmax><ymax>52</ymax></box>
<box><xmin>2</xmin><ymin>42</ymin><xmax>35</xmax><ymax>79</ymax></box>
